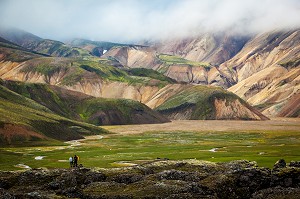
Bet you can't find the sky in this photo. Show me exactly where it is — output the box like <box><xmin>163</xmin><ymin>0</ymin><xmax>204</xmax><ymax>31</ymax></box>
<box><xmin>1</xmin><ymin>0</ymin><xmax>300</xmax><ymax>42</ymax></box>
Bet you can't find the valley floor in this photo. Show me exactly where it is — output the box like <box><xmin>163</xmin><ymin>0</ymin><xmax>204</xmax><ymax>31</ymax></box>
<box><xmin>102</xmin><ymin>118</ymin><xmax>300</xmax><ymax>135</ymax></box>
<box><xmin>1</xmin><ymin>118</ymin><xmax>300</xmax><ymax>171</ymax></box>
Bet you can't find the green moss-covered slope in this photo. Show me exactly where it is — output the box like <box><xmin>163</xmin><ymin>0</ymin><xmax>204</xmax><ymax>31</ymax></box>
<box><xmin>158</xmin><ymin>54</ymin><xmax>210</xmax><ymax>68</ymax></box>
<box><xmin>0</xmin><ymin>80</ymin><xmax>169</xmax><ymax>126</ymax></box>
<box><xmin>127</xmin><ymin>68</ymin><xmax>176</xmax><ymax>83</ymax></box>
<box><xmin>0</xmin><ymin>82</ymin><xmax>108</xmax><ymax>146</ymax></box>
<box><xmin>155</xmin><ymin>85</ymin><xmax>267</xmax><ymax>120</ymax></box>
<box><xmin>77</xmin><ymin>97</ymin><xmax>169</xmax><ymax>125</ymax></box>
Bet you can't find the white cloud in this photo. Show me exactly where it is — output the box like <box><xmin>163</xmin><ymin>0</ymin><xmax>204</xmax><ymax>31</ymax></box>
<box><xmin>0</xmin><ymin>0</ymin><xmax>299</xmax><ymax>42</ymax></box>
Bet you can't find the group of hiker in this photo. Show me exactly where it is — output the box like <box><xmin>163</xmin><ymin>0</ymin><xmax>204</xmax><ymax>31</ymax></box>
<box><xmin>69</xmin><ymin>155</ymin><xmax>79</xmax><ymax>167</ymax></box>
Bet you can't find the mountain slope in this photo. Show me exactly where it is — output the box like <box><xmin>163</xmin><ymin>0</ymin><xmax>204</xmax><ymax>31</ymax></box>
<box><xmin>155</xmin><ymin>85</ymin><xmax>268</xmax><ymax>120</ymax></box>
<box><xmin>0</xmin><ymin>36</ymin><xmax>45</xmax><ymax>62</ymax></box>
<box><xmin>0</xmin><ymin>28</ymin><xmax>42</xmax><ymax>49</ymax></box>
<box><xmin>0</xmin><ymin>83</ymin><xmax>108</xmax><ymax>146</ymax></box>
<box><xmin>102</xmin><ymin>46</ymin><xmax>159</xmax><ymax>68</ymax></box>
<box><xmin>153</xmin><ymin>32</ymin><xmax>250</xmax><ymax>64</ymax></box>
<box><xmin>0</xmin><ymin>80</ymin><xmax>170</xmax><ymax>125</ymax></box>
<box><xmin>224</xmin><ymin>30</ymin><xmax>300</xmax><ymax>117</ymax></box>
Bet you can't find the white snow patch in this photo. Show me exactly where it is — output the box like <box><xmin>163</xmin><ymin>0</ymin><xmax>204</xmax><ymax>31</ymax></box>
<box><xmin>103</xmin><ymin>50</ymin><xmax>107</xmax><ymax>54</ymax></box>
<box><xmin>35</xmin><ymin>156</ymin><xmax>46</xmax><ymax>160</ymax></box>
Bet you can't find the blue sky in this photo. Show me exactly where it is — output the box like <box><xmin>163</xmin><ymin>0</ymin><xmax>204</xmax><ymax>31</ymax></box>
<box><xmin>1</xmin><ymin>0</ymin><xmax>300</xmax><ymax>42</ymax></box>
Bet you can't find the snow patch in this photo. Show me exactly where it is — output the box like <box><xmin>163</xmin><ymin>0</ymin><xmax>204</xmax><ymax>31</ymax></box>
<box><xmin>35</xmin><ymin>156</ymin><xmax>46</xmax><ymax>160</ymax></box>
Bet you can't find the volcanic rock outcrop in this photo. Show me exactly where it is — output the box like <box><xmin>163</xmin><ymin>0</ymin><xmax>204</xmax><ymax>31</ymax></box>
<box><xmin>1</xmin><ymin>159</ymin><xmax>300</xmax><ymax>198</ymax></box>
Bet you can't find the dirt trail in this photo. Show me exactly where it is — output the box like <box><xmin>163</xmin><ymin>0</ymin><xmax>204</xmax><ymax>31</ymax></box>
<box><xmin>102</xmin><ymin>118</ymin><xmax>300</xmax><ymax>135</ymax></box>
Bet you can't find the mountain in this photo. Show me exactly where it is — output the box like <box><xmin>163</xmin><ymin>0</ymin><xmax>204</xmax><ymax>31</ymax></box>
<box><xmin>0</xmin><ymin>81</ymin><xmax>107</xmax><ymax>146</ymax></box>
<box><xmin>223</xmin><ymin>30</ymin><xmax>300</xmax><ymax>117</ymax></box>
<box><xmin>101</xmin><ymin>29</ymin><xmax>300</xmax><ymax>117</ymax></box>
<box><xmin>0</xmin><ymin>59</ymin><xmax>266</xmax><ymax>122</ymax></box>
<box><xmin>155</xmin><ymin>85</ymin><xmax>268</xmax><ymax>120</ymax></box>
<box><xmin>0</xmin><ymin>29</ymin><xmax>270</xmax><ymax>123</ymax></box>
<box><xmin>0</xmin><ymin>80</ymin><xmax>169</xmax><ymax>125</ymax></box>
<box><xmin>0</xmin><ymin>28</ymin><xmax>91</xmax><ymax>57</ymax></box>
<box><xmin>0</xmin><ymin>78</ymin><xmax>171</xmax><ymax>145</ymax></box>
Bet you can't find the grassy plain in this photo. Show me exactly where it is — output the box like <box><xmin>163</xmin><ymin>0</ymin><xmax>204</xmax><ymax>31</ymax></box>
<box><xmin>1</xmin><ymin>119</ymin><xmax>299</xmax><ymax>171</ymax></box>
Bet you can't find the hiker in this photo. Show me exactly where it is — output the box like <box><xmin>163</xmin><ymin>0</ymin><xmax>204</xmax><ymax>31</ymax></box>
<box><xmin>73</xmin><ymin>155</ymin><xmax>79</xmax><ymax>167</ymax></box>
<box><xmin>69</xmin><ymin>156</ymin><xmax>73</xmax><ymax>167</ymax></box>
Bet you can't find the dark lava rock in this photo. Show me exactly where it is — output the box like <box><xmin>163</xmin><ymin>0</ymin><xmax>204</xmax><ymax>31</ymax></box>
<box><xmin>157</xmin><ymin>169</ymin><xmax>202</xmax><ymax>182</ymax></box>
<box><xmin>289</xmin><ymin>161</ymin><xmax>300</xmax><ymax>168</ymax></box>
<box><xmin>251</xmin><ymin>186</ymin><xmax>300</xmax><ymax>199</ymax></box>
<box><xmin>110</xmin><ymin>173</ymin><xmax>143</xmax><ymax>184</ymax></box>
<box><xmin>1</xmin><ymin>160</ymin><xmax>300</xmax><ymax>199</ymax></box>
<box><xmin>0</xmin><ymin>188</ymin><xmax>14</xmax><ymax>199</ymax></box>
<box><xmin>274</xmin><ymin>159</ymin><xmax>286</xmax><ymax>170</ymax></box>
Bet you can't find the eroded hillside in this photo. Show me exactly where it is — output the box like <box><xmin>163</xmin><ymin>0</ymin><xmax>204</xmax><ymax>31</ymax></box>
<box><xmin>100</xmin><ymin>30</ymin><xmax>300</xmax><ymax>117</ymax></box>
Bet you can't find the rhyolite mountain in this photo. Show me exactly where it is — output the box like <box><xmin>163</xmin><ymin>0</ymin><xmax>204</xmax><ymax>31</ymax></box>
<box><xmin>1</xmin><ymin>27</ymin><xmax>298</xmax><ymax>120</ymax></box>
<box><xmin>0</xmin><ymin>34</ymin><xmax>266</xmax><ymax>122</ymax></box>
<box><xmin>99</xmin><ymin>29</ymin><xmax>300</xmax><ymax>117</ymax></box>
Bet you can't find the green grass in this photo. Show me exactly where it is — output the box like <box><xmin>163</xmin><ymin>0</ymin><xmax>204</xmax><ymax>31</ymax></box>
<box><xmin>1</xmin><ymin>130</ymin><xmax>299</xmax><ymax>171</ymax></box>
<box><xmin>158</xmin><ymin>54</ymin><xmax>210</xmax><ymax>69</ymax></box>
<box><xmin>127</xmin><ymin>68</ymin><xmax>176</xmax><ymax>83</ymax></box>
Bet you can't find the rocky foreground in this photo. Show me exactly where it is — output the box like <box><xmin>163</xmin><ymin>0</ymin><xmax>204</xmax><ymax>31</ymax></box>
<box><xmin>1</xmin><ymin>159</ymin><xmax>300</xmax><ymax>199</ymax></box>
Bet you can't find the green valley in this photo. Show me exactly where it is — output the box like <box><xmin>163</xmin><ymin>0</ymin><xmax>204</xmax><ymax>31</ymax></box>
<box><xmin>1</xmin><ymin>127</ymin><xmax>300</xmax><ymax>170</ymax></box>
